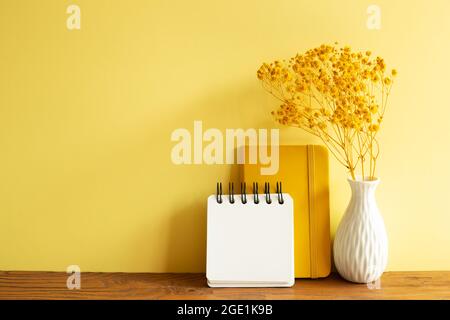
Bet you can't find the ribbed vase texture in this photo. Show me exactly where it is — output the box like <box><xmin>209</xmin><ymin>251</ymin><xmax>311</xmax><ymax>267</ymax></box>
<box><xmin>333</xmin><ymin>178</ymin><xmax>388</xmax><ymax>283</ymax></box>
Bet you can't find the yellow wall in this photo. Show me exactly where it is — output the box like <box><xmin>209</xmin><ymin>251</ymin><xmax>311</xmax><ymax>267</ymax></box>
<box><xmin>1</xmin><ymin>0</ymin><xmax>449</xmax><ymax>272</ymax></box>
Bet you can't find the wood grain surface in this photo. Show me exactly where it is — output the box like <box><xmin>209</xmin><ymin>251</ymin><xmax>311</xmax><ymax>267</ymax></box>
<box><xmin>0</xmin><ymin>271</ymin><xmax>449</xmax><ymax>300</ymax></box>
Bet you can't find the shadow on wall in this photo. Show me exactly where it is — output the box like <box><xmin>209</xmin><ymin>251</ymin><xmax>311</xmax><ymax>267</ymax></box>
<box><xmin>164</xmin><ymin>201</ymin><xmax>207</xmax><ymax>273</ymax></box>
<box><xmin>164</xmin><ymin>163</ymin><xmax>242</xmax><ymax>272</ymax></box>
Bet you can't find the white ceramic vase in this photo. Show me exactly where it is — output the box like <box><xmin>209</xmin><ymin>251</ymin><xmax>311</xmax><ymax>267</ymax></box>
<box><xmin>333</xmin><ymin>178</ymin><xmax>388</xmax><ymax>283</ymax></box>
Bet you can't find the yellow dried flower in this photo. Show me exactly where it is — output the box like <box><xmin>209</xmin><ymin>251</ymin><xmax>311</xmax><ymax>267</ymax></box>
<box><xmin>369</xmin><ymin>124</ymin><xmax>380</xmax><ymax>132</ymax></box>
<box><xmin>257</xmin><ymin>44</ymin><xmax>395</xmax><ymax>180</ymax></box>
<box><xmin>369</xmin><ymin>105</ymin><xmax>379</xmax><ymax>114</ymax></box>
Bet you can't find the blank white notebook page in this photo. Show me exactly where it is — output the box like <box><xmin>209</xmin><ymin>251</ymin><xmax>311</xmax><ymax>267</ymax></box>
<box><xmin>206</xmin><ymin>194</ymin><xmax>294</xmax><ymax>285</ymax></box>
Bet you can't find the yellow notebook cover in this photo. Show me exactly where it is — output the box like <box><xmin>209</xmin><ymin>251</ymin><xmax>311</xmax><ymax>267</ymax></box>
<box><xmin>241</xmin><ymin>145</ymin><xmax>331</xmax><ymax>278</ymax></box>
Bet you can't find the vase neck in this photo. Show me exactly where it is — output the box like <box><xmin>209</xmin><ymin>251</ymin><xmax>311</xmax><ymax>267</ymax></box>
<box><xmin>347</xmin><ymin>178</ymin><xmax>379</xmax><ymax>200</ymax></box>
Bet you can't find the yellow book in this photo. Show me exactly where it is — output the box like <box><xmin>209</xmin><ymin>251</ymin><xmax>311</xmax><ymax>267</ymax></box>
<box><xmin>241</xmin><ymin>145</ymin><xmax>331</xmax><ymax>278</ymax></box>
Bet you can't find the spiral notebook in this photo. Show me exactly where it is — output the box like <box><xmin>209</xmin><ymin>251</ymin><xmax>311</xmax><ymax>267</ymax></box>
<box><xmin>206</xmin><ymin>182</ymin><xmax>295</xmax><ymax>287</ymax></box>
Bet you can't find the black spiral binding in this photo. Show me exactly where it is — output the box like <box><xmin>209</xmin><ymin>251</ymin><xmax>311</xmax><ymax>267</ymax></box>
<box><xmin>216</xmin><ymin>182</ymin><xmax>223</xmax><ymax>203</ymax></box>
<box><xmin>253</xmin><ymin>182</ymin><xmax>259</xmax><ymax>204</ymax></box>
<box><xmin>264</xmin><ymin>182</ymin><xmax>272</xmax><ymax>204</ymax></box>
<box><xmin>216</xmin><ymin>182</ymin><xmax>284</xmax><ymax>204</ymax></box>
<box><xmin>240</xmin><ymin>182</ymin><xmax>247</xmax><ymax>204</ymax></box>
<box><xmin>228</xmin><ymin>183</ymin><xmax>235</xmax><ymax>204</ymax></box>
<box><xmin>276</xmin><ymin>182</ymin><xmax>284</xmax><ymax>204</ymax></box>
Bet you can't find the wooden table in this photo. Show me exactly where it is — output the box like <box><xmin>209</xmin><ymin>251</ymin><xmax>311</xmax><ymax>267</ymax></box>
<box><xmin>0</xmin><ymin>271</ymin><xmax>449</xmax><ymax>300</ymax></box>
